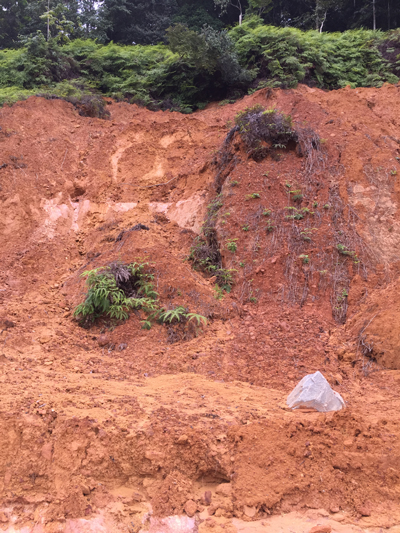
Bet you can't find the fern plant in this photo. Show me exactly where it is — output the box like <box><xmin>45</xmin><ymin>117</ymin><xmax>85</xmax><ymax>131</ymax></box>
<box><xmin>74</xmin><ymin>261</ymin><xmax>208</xmax><ymax>335</ymax></box>
<box><xmin>158</xmin><ymin>306</ymin><xmax>188</xmax><ymax>324</ymax></box>
<box><xmin>74</xmin><ymin>261</ymin><xmax>158</xmax><ymax>326</ymax></box>
<box><xmin>186</xmin><ymin>313</ymin><xmax>207</xmax><ymax>327</ymax></box>
<box><xmin>74</xmin><ymin>268</ymin><xmax>131</xmax><ymax>322</ymax></box>
<box><xmin>156</xmin><ymin>305</ymin><xmax>207</xmax><ymax>340</ymax></box>
<box><xmin>157</xmin><ymin>306</ymin><xmax>207</xmax><ymax>327</ymax></box>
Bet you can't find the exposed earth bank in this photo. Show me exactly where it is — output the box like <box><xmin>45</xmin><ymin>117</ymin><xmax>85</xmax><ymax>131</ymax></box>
<box><xmin>1</xmin><ymin>84</ymin><xmax>400</xmax><ymax>532</ymax></box>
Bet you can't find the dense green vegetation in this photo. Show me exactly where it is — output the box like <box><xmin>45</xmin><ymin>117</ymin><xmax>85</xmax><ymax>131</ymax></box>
<box><xmin>231</xmin><ymin>20</ymin><xmax>400</xmax><ymax>89</ymax></box>
<box><xmin>1</xmin><ymin>0</ymin><xmax>399</xmax><ymax>50</ymax></box>
<box><xmin>0</xmin><ymin>18</ymin><xmax>399</xmax><ymax>112</ymax></box>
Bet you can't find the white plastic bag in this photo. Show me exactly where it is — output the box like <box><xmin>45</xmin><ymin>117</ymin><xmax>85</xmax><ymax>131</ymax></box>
<box><xmin>287</xmin><ymin>371</ymin><xmax>345</xmax><ymax>412</ymax></box>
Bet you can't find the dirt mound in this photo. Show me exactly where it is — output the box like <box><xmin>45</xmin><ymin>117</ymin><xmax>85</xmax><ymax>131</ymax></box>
<box><xmin>0</xmin><ymin>84</ymin><xmax>400</xmax><ymax>531</ymax></box>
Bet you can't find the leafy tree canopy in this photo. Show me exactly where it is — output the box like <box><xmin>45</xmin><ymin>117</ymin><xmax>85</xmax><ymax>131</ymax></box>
<box><xmin>1</xmin><ymin>0</ymin><xmax>399</xmax><ymax>50</ymax></box>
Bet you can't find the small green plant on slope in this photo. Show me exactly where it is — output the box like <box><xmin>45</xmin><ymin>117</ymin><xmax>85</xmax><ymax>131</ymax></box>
<box><xmin>289</xmin><ymin>189</ymin><xmax>303</xmax><ymax>202</ymax></box>
<box><xmin>285</xmin><ymin>207</ymin><xmax>303</xmax><ymax>220</ymax></box>
<box><xmin>300</xmin><ymin>228</ymin><xmax>317</xmax><ymax>241</ymax></box>
<box><xmin>299</xmin><ymin>254</ymin><xmax>310</xmax><ymax>264</ymax></box>
<box><xmin>247</xmin><ymin>279</ymin><xmax>259</xmax><ymax>303</ymax></box>
<box><xmin>226</xmin><ymin>239</ymin><xmax>238</xmax><ymax>253</ymax></box>
<box><xmin>217</xmin><ymin>268</ymin><xmax>236</xmax><ymax>292</ymax></box>
<box><xmin>142</xmin><ymin>305</ymin><xmax>207</xmax><ymax>334</ymax></box>
<box><xmin>339</xmin><ymin>288</ymin><xmax>348</xmax><ymax>300</ymax></box>
<box><xmin>245</xmin><ymin>192</ymin><xmax>261</xmax><ymax>200</ymax></box>
<box><xmin>214</xmin><ymin>284</ymin><xmax>225</xmax><ymax>300</ymax></box>
<box><xmin>157</xmin><ymin>306</ymin><xmax>206</xmax><ymax>326</ymax></box>
<box><xmin>189</xmin><ymin>233</ymin><xmax>236</xmax><ymax>292</ymax></box>
<box><xmin>337</xmin><ymin>244</ymin><xmax>359</xmax><ymax>264</ymax></box>
<box><xmin>266</xmin><ymin>219</ymin><xmax>275</xmax><ymax>232</ymax></box>
<box><xmin>219</xmin><ymin>99</ymin><xmax>235</xmax><ymax>106</ymax></box>
<box><xmin>74</xmin><ymin>261</ymin><xmax>206</xmax><ymax>332</ymax></box>
<box><xmin>248</xmin><ymin>81</ymin><xmax>270</xmax><ymax>95</ymax></box>
<box><xmin>285</xmin><ymin>206</ymin><xmax>313</xmax><ymax>220</ymax></box>
<box><xmin>189</xmin><ymin>189</ymin><xmax>236</xmax><ymax>294</ymax></box>
<box><xmin>142</xmin><ymin>304</ymin><xmax>207</xmax><ymax>340</ymax></box>
<box><xmin>333</xmin><ymin>290</ymin><xmax>348</xmax><ymax>317</ymax></box>
<box><xmin>207</xmin><ymin>194</ymin><xmax>223</xmax><ymax>218</ymax></box>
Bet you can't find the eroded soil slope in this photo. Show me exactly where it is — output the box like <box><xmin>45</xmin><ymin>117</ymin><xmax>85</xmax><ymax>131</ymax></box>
<box><xmin>0</xmin><ymin>85</ymin><xmax>400</xmax><ymax>532</ymax></box>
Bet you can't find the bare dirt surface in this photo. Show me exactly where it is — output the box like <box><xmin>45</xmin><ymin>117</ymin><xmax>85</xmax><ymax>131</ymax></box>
<box><xmin>1</xmin><ymin>84</ymin><xmax>400</xmax><ymax>532</ymax></box>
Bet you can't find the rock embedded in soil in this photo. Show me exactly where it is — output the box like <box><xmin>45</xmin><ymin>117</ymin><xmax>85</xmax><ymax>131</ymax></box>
<box><xmin>357</xmin><ymin>503</ymin><xmax>371</xmax><ymax>516</ymax></box>
<box><xmin>199</xmin><ymin>509</ymin><xmax>209</xmax><ymax>520</ymax></box>
<box><xmin>97</xmin><ymin>334</ymin><xmax>109</xmax><ymax>347</ymax></box>
<box><xmin>81</xmin><ymin>484</ymin><xmax>90</xmax><ymax>496</ymax></box>
<box><xmin>331</xmin><ymin>513</ymin><xmax>347</xmax><ymax>522</ymax></box>
<box><xmin>184</xmin><ymin>500</ymin><xmax>197</xmax><ymax>517</ymax></box>
<box><xmin>202</xmin><ymin>490</ymin><xmax>212</xmax><ymax>505</ymax></box>
<box><xmin>308</xmin><ymin>526</ymin><xmax>332</xmax><ymax>533</ymax></box>
<box><xmin>215</xmin><ymin>483</ymin><xmax>232</xmax><ymax>497</ymax></box>
<box><xmin>207</xmin><ymin>504</ymin><xmax>218</xmax><ymax>516</ymax></box>
<box><xmin>243</xmin><ymin>505</ymin><xmax>256</xmax><ymax>518</ymax></box>
<box><xmin>0</xmin><ymin>319</ymin><xmax>15</xmax><ymax>329</ymax></box>
<box><xmin>41</xmin><ymin>442</ymin><xmax>53</xmax><ymax>461</ymax></box>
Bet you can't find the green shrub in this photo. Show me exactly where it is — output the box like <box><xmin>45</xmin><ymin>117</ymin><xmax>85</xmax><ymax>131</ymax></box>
<box><xmin>74</xmin><ymin>261</ymin><xmax>158</xmax><ymax>326</ymax></box>
<box><xmin>229</xmin><ymin>20</ymin><xmax>399</xmax><ymax>89</ymax></box>
<box><xmin>0</xmin><ymin>86</ymin><xmax>35</xmax><ymax>106</ymax></box>
<box><xmin>189</xmin><ymin>234</ymin><xmax>235</xmax><ymax>292</ymax></box>
<box><xmin>37</xmin><ymin>80</ymin><xmax>110</xmax><ymax>118</ymax></box>
<box><xmin>234</xmin><ymin>105</ymin><xmax>296</xmax><ymax>160</ymax></box>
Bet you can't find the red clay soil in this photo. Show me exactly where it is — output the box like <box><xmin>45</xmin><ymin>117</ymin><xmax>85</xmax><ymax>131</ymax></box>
<box><xmin>0</xmin><ymin>84</ymin><xmax>400</xmax><ymax>532</ymax></box>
